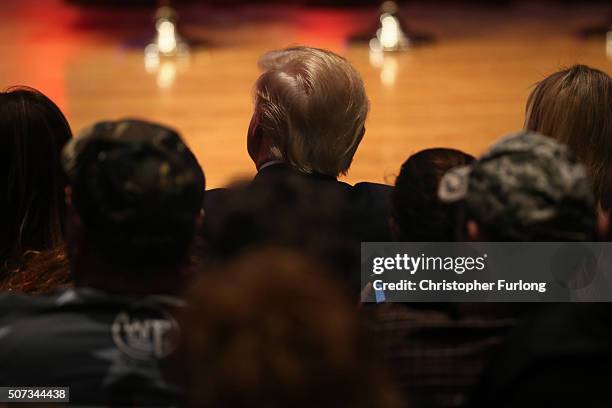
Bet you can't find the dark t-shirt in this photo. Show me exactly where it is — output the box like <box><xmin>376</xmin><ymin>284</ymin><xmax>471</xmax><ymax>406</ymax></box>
<box><xmin>468</xmin><ymin>303</ymin><xmax>612</xmax><ymax>408</ymax></box>
<box><xmin>0</xmin><ymin>288</ymin><xmax>183</xmax><ymax>406</ymax></box>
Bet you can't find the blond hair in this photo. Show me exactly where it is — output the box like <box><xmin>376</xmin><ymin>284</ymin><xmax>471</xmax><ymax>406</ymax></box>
<box><xmin>525</xmin><ymin>65</ymin><xmax>612</xmax><ymax>205</ymax></box>
<box><xmin>252</xmin><ymin>46</ymin><xmax>369</xmax><ymax>177</ymax></box>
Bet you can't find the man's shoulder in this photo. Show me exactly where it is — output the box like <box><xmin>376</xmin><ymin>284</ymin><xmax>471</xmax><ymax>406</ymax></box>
<box><xmin>205</xmin><ymin>187</ymin><xmax>228</xmax><ymax>195</ymax></box>
<box><xmin>0</xmin><ymin>289</ymin><xmax>183</xmax><ymax>319</ymax></box>
<box><xmin>352</xmin><ymin>181</ymin><xmax>393</xmax><ymax>195</ymax></box>
<box><xmin>0</xmin><ymin>291</ymin><xmax>61</xmax><ymax>320</ymax></box>
<box><xmin>204</xmin><ymin>187</ymin><xmax>229</xmax><ymax>200</ymax></box>
<box><xmin>349</xmin><ymin>182</ymin><xmax>393</xmax><ymax>241</ymax></box>
<box><xmin>202</xmin><ymin>187</ymin><xmax>231</xmax><ymax>212</ymax></box>
<box><xmin>353</xmin><ymin>181</ymin><xmax>392</xmax><ymax>188</ymax></box>
<box><xmin>203</xmin><ymin>181</ymin><xmax>393</xmax><ymax>206</ymax></box>
<box><xmin>350</xmin><ymin>182</ymin><xmax>393</xmax><ymax>210</ymax></box>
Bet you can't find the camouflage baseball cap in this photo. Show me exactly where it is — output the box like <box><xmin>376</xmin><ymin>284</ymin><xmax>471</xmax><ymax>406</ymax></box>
<box><xmin>438</xmin><ymin>131</ymin><xmax>596</xmax><ymax>241</ymax></box>
<box><xmin>62</xmin><ymin>119</ymin><xmax>205</xmax><ymax>264</ymax></box>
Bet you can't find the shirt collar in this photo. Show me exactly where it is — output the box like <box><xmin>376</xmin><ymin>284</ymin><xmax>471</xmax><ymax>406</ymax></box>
<box><xmin>257</xmin><ymin>160</ymin><xmax>285</xmax><ymax>172</ymax></box>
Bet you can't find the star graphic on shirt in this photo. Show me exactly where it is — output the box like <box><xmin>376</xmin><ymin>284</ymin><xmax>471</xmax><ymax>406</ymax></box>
<box><xmin>93</xmin><ymin>347</ymin><xmax>172</xmax><ymax>390</ymax></box>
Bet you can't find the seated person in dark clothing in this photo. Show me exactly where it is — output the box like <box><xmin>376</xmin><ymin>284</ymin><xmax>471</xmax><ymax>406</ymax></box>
<box><xmin>204</xmin><ymin>46</ymin><xmax>392</xmax><ymax>243</ymax></box>
<box><xmin>372</xmin><ymin>148</ymin><xmax>507</xmax><ymax>408</ymax></box>
<box><xmin>436</xmin><ymin>131</ymin><xmax>597</xmax><ymax>407</ymax></box>
<box><xmin>372</xmin><ymin>134</ymin><xmax>598</xmax><ymax>408</ymax></box>
<box><xmin>0</xmin><ymin>119</ymin><xmax>205</xmax><ymax>406</ymax></box>
<box><xmin>468</xmin><ymin>162</ymin><xmax>612</xmax><ymax>408</ymax></box>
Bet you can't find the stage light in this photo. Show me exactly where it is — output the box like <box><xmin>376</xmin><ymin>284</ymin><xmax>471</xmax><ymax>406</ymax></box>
<box><xmin>146</xmin><ymin>5</ymin><xmax>189</xmax><ymax>58</ymax></box>
<box><xmin>157</xmin><ymin>20</ymin><xmax>178</xmax><ymax>55</ymax></box>
<box><xmin>144</xmin><ymin>4</ymin><xmax>191</xmax><ymax>90</ymax></box>
<box><xmin>369</xmin><ymin>1</ymin><xmax>409</xmax><ymax>52</ymax></box>
<box><xmin>379</xmin><ymin>15</ymin><xmax>401</xmax><ymax>50</ymax></box>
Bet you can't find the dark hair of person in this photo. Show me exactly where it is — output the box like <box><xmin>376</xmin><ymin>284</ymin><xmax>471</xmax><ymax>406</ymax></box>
<box><xmin>0</xmin><ymin>86</ymin><xmax>72</xmax><ymax>276</ymax></box>
<box><xmin>66</xmin><ymin>123</ymin><xmax>205</xmax><ymax>269</ymax></box>
<box><xmin>175</xmin><ymin>248</ymin><xmax>403</xmax><ymax>408</ymax></box>
<box><xmin>525</xmin><ymin>65</ymin><xmax>612</xmax><ymax>207</ymax></box>
<box><xmin>392</xmin><ymin>148</ymin><xmax>475</xmax><ymax>241</ymax></box>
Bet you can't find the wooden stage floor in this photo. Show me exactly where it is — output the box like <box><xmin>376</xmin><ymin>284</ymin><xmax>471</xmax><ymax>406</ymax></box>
<box><xmin>1</xmin><ymin>0</ymin><xmax>611</xmax><ymax>188</ymax></box>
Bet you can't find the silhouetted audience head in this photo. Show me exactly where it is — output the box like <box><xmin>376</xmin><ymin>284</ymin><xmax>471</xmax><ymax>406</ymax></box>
<box><xmin>392</xmin><ymin>148</ymin><xmax>475</xmax><ymax>241</ymax></box>
<box><xmin>176</xmin><ymin>248</ymin><xmax>403</xmax><ymax>408</ymax></box>
<box><xmin>525</xmin><ymin>65</ymin><xmax>612</xmax><ymax>206</ymax></box>
<box><xmin>62</xmin><ymin>119</ymin><xmax>205</xmax><ymax>292</ymax></box>
<box><xmin>0</xmin><ymin>87</ymin><xmax>72</xmax><ymax>272</ymax></box>
<box><xmin>439</xmin><ymin>131</ymin><xmax>597</xmax><ymax>241</ymax></box>
<box><xmin>248</xmin><ymin>46</ymin><xmax>369</xmax><ymax>177</ymax></box>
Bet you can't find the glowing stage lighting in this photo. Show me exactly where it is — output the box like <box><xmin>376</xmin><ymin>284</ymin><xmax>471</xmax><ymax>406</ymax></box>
<box><xmin>369</xmin><ymin>1</ymin><xmax>410</xmax><ymax>53</ymax></box>
<box><xmin>144</xmin><ymin>5</ymin><xmax>190</xmax><ymax>90</ymax></box>
<box><xmin>146</xmin><ymin>6</ymin><xmax>189</xmax><ymax>57</ymax></box>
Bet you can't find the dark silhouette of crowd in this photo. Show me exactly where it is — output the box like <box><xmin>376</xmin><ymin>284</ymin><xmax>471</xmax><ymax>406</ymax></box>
<box><xmin>0</xmin><ymin>46</ymin><xmax>610</xmax><ymax>407</ymax></box>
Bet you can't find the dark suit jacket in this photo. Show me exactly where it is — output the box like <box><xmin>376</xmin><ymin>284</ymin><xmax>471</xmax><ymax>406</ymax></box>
<box><xmin>202</xmin><ymin>163</ymin><xmax>393</xmax><ymax>243</ymax></box>
<box><xmin>198</xmin><ymin>164</ymin><xmax>392</xmax><ymax>294</ymax></box>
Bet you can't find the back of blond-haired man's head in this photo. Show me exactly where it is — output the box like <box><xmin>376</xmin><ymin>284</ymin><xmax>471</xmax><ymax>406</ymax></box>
<box><xmin>248</xmin><ymin>46</ymin><xmax>369</xmax><ymax>177</ymax></box>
